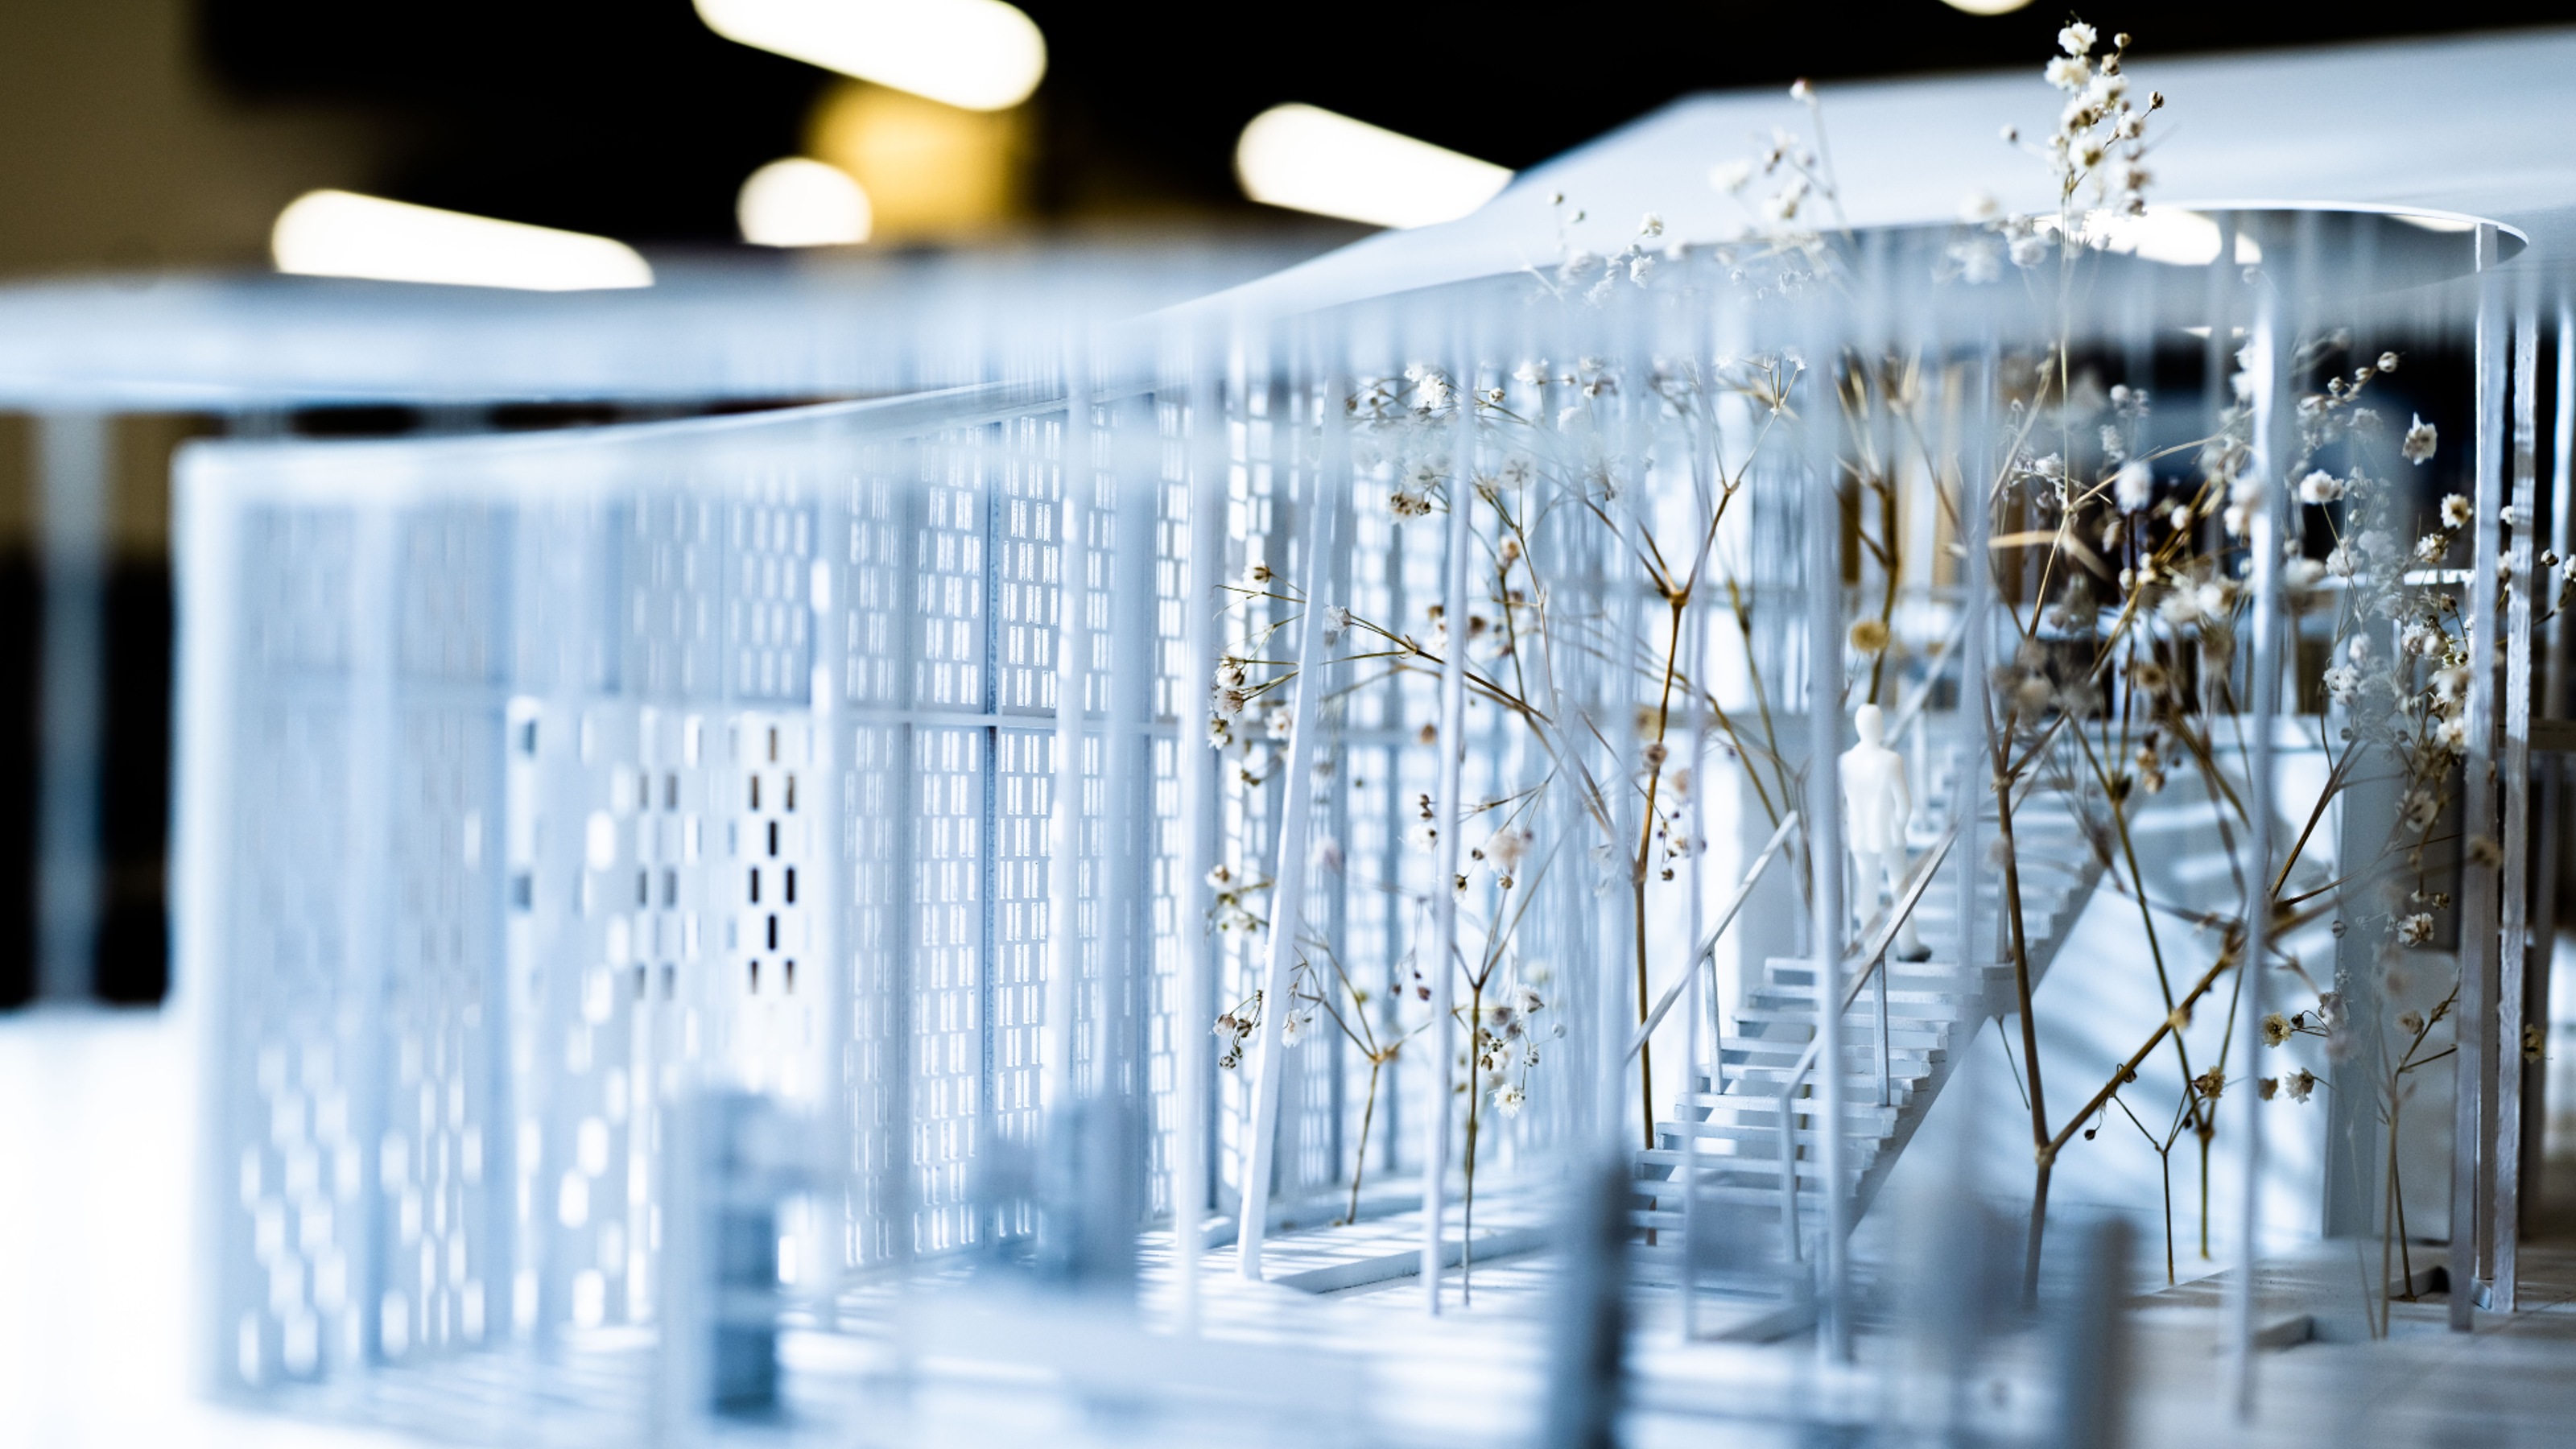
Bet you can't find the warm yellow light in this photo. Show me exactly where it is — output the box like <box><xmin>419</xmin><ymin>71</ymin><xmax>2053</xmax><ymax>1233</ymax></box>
<box><xmin>1939</xmin><ymin>0</ymin><xmax>2034</xmax><ymax>14</ymax></box>
<box><xmin>696</xmin><ymin>0</ymin><xmax>1046</xmax><ymax>111</ymax></box>
<box><xmin>270</xmin><ymin>191</ymin><xmax>653</xmax><ymax>291</ymax></box>
<box><xmin>737</xmin><ymin>158</ymin><xmax>873</xmax><ymax>246</ymax></box>
<box><xmin>1234</xmin><ymin>104</ymin><xmax>1512</xmax><ymax>230</ymax></box>
<box><xmin>806</xmin><ymin>81</ymin><xmax>1025</xmax><ymax>242</ymax></box>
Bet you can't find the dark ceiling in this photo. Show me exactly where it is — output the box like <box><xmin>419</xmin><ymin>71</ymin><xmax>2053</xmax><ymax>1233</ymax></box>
<box><xmin>197</xmin><ymin>2</ymin><xmax>2576</xmax><ymax>243</ymax></box>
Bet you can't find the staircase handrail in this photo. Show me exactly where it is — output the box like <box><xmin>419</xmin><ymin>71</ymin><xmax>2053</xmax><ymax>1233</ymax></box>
<box><xmin>1624</xmin><ymin>810</ymin><xmax>1802</xmax><ymax>1062</ymax></box>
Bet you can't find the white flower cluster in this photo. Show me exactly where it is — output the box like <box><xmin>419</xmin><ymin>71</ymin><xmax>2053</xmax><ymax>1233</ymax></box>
<box><xmin>2027</xmin><ymin>21</ymin><xmax>2162</xmax><ymax>218</ymax></box>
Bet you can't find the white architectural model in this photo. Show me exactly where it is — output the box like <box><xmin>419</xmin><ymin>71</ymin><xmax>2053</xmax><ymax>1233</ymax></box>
<box><xmin>141</xmin><ymin>27</ymin><xmax>2576</xmax><ymax>1448</ymax></box>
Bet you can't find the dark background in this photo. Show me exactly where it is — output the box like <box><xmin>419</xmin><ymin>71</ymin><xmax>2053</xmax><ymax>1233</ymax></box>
<box><xmin>195</xmin><ymin>2</ymin><xmax>2576</xmax><ymax>244</ymax></box>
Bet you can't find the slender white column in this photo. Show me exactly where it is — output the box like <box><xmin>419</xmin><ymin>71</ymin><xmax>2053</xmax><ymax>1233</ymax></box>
<box><xmin>1418</xmin><ymin>358</ymin><xmax>1473</xmax><ymax>1311</ymax></box>
<box><xmin>1958</xmin><ymin>344</ymin><xmax>1992</xmax><ymax>985</ymax></box>
<box><xmin>1238</xmin><ymin>365</ymin><xmax>1344</xmax><ymax>1278</ymax></box>
<box><xmin>1042</xmin><ymin>353</ymin><xmax>1095</xmax><ymax>1121</ymax></box>
<box><xmin>2497</xmin><ymin>278</ymin><xmax>2540</xmax><ymax>1311</ymax></box>
<box><xmin>2454</xmin><ymin>225</ymin><xmax>2508</xmax><ymax>1331</ymax></box>
<box><xmin>1804</xmin><ymin>352</ymin><xmax>1851</xmax><ymax>1361</ymax></box>
<box><xmin>2226</xmin><ymin>278</ymin><xmax>2285</xmax><ymax>1414</ymax></box>
<box><xmin>36</xmin><ymin>412</ymin><xmax>109</xmax><ymax>1003</ymax></box>
<box><xmin>1172</xmin><ymin>339</ymin><xmax>1228</xmax><ymax>1327</ymax></box>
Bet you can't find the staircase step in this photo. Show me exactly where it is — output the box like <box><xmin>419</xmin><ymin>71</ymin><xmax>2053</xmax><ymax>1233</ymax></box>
<box><xmin>1653</xmin><ymin>1122</ymin><xmax>1884</xmax><ymax>1150</ymax></box>
<box><xmin>1637</xmin><ymin>1166</ymin><xmax>1863</xmax><ymax>1202</ymax></box>
<box><xmin>1715</xmin><ymin>1038</ymin><xmax>1942</xmax><ymax>1064</ymax></box>
<box><xmin>1736</xmin><ymin>1001</ymin><xmax>1967</xmax><ymax>1025</ymax></box>
<box><xmin>1670</xmin><ymin>1099</ymin><xmax>1901</xmax><ymax>1127</ymax></box>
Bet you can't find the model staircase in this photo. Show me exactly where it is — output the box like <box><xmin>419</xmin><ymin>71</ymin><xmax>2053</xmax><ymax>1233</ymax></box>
<box><xmin>1632</xmin><ymin>738</ymin><xmax>2104</xmax><ymax>1249</ymax></box>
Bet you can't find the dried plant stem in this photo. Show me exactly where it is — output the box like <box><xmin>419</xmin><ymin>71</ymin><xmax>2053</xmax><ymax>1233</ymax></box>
<box><xmin>1993</xmin><ymin>749</ymin><xmax>2052</xmax><ymax>1298</ymax></box>
<box><xmin>1634</xmin><ymin>594</ymin><xmax>1690</xmax><ymax>1151</ymax></box>
<box><xmin>1346</xmin><ymin>1058</ymin><xmax>1382</xmax><ymax>1227</ymax></box>
<box><xmin>1462</xmin><ymin>979</ymin><xmax>1484</xmax><ymax>1302</ymax></box>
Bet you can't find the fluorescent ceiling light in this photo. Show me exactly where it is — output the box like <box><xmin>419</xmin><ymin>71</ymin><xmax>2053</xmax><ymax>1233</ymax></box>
<box><xmin>738</xmin><ymin>158</ymin><xmax>873</xmax><ymax>246</ymax></box>
<box><xmin>270</xmin><ymin>191</ymin><xmax>653</xmax><ymax>291</ymax></box>
<box><xmin>1235</xmin><ymin>104</ymin><xmax>1512</xmax><ymax>230</ymax></box>
<box><xmin>695</xmin><ymin>0</ymin><xmax>1046</xmax><ymax>111</ymax></box>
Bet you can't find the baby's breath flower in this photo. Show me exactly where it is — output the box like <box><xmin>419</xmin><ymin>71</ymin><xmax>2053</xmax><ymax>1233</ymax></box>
<box><xmin>2058</xmin><ymin>20</ymin><xmax>2098</xmax><ymax>56</ymax></box>
<box><xmin>2441</xmin><ymin>493</ymin><xmax>2471</xmax><ymax>528</ymax></box>
<box><xmin>2046</xmin><ymin>54</ymin><xmax>2090</xmax><ymax>92</ymax></box>
<box><xmin>2323</xmin><ymin>665</ymin><xmax>2359</xmax><ymax>704</ymax></box>
<box><xmin>2285</xmin><ymin>1068</ymin><xmax>2316</xmax><ymax>1104</ymax></box>
<box><xmin>2114</xmin><ymin>459</ymin><xmax>2153</xmax><ymax>512</ymax></box>
<box><xmin>2415</xmin><ymin>533</ymin><xmax>2449</xmax><ymax>564</ymax></box>
<box><xmin>2262</xmin><ymin>1012</ymin><xmax>2292</xmax><ymax>1047</ymax></box>
<box><xmin>2380</xmin><ymin>351</ymin><xmax>2401</xmax><ymax>373</ymax></box>
<box><xmin>1709</xmin><ymin>160</ymin><xmax>1752</xmax><ymax>193</ymax></box>
<box><xmin>1848</xmin><ymin>618</ymin><xmax>1892</xmax><ymax>654</ymax></box>
<box><xmin>2297</xmin><ymin>469</ymin><xmax>2346</xmax><ymax>505</ymax></box>
<box><xmin>2404</xmin><ymin>415</ymin><xmax>2438</xmax><ymax>464</ymax></box>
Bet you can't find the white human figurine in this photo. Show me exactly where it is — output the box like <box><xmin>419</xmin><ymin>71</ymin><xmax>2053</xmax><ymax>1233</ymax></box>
<box><xmin>1842</xmin><ymin>704</ymin><xmax>1931</xmax><ymax>962</ymax></box>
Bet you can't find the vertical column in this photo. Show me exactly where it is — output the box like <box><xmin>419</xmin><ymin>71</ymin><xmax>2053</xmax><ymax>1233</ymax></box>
<box><xmin>1418</xmin><ymin>351</ymin><xmax>1472</xmax><ymax>1310</ymax></box>
<box><xmin>2225</xmin><ymin>270</ymin><xmax>2286</xmax><ymax>1414</ymax></box>
<box><xmin>1804</xmin><ymin>344</ymin><xmax>1851</xmax><ymax>1361</ymax></box>
<box><xmin>2496</xmin><ymin>276</ymin><xmax>2540</xmax><ymax>1311</ymax></box>
<box><xmin>36</xmin><ymin>413</ymin><xmax>109</xmax><ymax>1002</ymax></box>
<box><xmin>1043</xmin><ymin>356</ymin><xmax>1094</xmax><ymax>1123</ymax></box>
<box><xmin>1173</xmin><ymin>338</ymin><xmax>1228</xmax><ymax>1327</ymax></box>
<box><xmin>808</xmin><ymin>429</ymin><xmax>854</xmax><ymax>1322</ymax></box>
<box><xmin>1238</xmin><ymin>354</ymin><xmax>1342</xmax><ymax>1279</ymax></box>
<box><xmin>1957</xmin><ymin>344</ymin><xmax>1992</xmax><ymax>989</ymax></box>
<box><xmin>2454</xmin><ymin>225</ymin><xmax>2508</xmax><ymax>1330</ymax></box>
